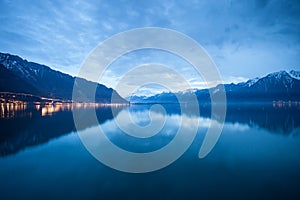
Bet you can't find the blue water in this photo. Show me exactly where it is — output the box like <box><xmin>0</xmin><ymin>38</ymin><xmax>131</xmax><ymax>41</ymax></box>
<box><xmin>0</xmin><ymin>103</ymin><xmax>300</xmax><ymax>199</ymax></box>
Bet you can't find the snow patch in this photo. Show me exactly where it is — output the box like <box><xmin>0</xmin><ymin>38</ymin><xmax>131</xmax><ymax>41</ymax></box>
<box><xmin>289</xmin><ymin>70</ymin><xmax>300</xmax><ymax>80</ymax></box>
<box><xmin>245</xmin><ymin>77</ymin><xmax>259</xmax><ymax>87</ymax></box>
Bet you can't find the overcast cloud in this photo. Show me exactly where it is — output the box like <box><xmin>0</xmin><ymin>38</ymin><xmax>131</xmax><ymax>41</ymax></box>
<box><xmin>0</xmin><ymin>0</ymin><xmax>299</xmax><ymax>96</ymax></box>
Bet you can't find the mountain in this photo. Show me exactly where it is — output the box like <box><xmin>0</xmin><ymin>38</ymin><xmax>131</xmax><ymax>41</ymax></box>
<box><xmin>130</xmin><ymin>70</ymin><xmax>300</xmax><ymax>103</ymax></box>
<box><xmin>0</xmin><ymin>52</ymin><xmax>127</xmax><ymax>103</ymax></box>
<box><xmin>223</xmin><ymin>70</ymin><xmax>300</xmax><ymax>102</ymax></box>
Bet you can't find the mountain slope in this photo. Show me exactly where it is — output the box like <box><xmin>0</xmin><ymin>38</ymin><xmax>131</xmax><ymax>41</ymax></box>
<box><xmin>223</xmin><ymin>70</ymin><xmax>300</xmax><ymax>101</ymax></box>
<box><xmin>0</xmin><ymin>52</ymin><xmax>127</xmax><ymax>103</ymax></box>
<box><xmin>130</xmin><ymin>70</ymin><xmax>300</xmax><ymax>103</ymax></box>
<box><xmin>0</xmin><ymin>64</ymin><xmax>40</xmax><ymax>94</ymax></box>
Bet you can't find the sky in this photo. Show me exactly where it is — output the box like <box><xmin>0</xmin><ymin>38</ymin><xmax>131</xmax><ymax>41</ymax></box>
<box><xmin>0</xmin><ymin>0</ymin><xmax>299</xmax><ymax>96</ymax></box>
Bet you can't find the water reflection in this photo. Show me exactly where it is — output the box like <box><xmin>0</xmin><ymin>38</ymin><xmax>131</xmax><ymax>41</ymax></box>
<box><xmin>273</xmin><ymin>100</ymin><xmax>300</xmax><ymax>108</ymax></box>
<box><xmin>1</xmin><ymin>102</ymin><xmax>28</xmax><ymax>118</ymax></box>
<box><xmin>129</xmin><ymin>103</ymin><xmax>300</xmax><ymax>135</ymax></box>
<box><xmin>0</xmin><ymin>102</ymin><xmax>127</xmax><ymax>118</ymax></box>
<box><xmin>0</xmin><ymin>103</ymin><xmax>300</xmax><ymax>199</ymax></box>
<box><xmin>0</xmin><ymin>103</ymin><xmax>299</xmax><ymax>157</ymax></box>
<box><xmin>0</xmin><ymin>103</ymin><xmax>126</xmax><ymax>156</ymax></box>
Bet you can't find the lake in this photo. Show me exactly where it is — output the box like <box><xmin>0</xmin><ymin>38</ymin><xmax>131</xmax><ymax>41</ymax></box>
<box><xmin>0</xmin><ymin>102</ymin><xmax>300</xmax><ymax>199</ymax></box>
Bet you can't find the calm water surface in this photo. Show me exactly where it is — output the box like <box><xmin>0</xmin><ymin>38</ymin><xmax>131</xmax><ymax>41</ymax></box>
<box><xmin>0</xmin><ymin>103</ymin><xmax>300</xmax><ymax>199</ymax></box>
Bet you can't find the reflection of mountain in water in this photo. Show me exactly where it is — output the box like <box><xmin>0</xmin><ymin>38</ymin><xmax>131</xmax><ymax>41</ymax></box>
<box><xmin>129</xmin><ymin>103</ymin><xmax>300</xmax><ymax>135</ymax></box>
<box><xmin>223</xmin><ymin>104</ymin><xmax>300</xmax><ymax>135</ymax></box>
<box><xmin>1</xmin><ymin>103</ymin><xmax>299</xmax><ymax>157</ymax></box>
<box><xmin>0</xmin><ymin>103</ymin><xmax>125</xmax><ymax>156</ymax></box>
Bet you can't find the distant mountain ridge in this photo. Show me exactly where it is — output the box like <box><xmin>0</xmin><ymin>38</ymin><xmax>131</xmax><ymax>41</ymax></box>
<box><xmin>1</xmin><ymin>52</ymin><xmax>299</xmax><ymax>104</ymax></box>
<box><xmin>0</xmin><ymin>52</ymin><xmax>127</xmax><ymax>103</ymax></box>
<box><xmin>130</xmin><ymin>70</ymin><xmax>300</xmax><ymax>103</ymax></box>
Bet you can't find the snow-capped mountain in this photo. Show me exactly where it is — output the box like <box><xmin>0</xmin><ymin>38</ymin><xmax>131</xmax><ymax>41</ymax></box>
<box><xmin>131</xmin><ymin>70</ymin><xmax>300</xmax><ymax>103</ymax></box>
<box><xmin>244</xmin><ymin>77</ymin><xmax>260</xmax><ymax>87</ymax></box>
<box><xmin>289</xmin><ymin>70</ymin><xmax>300</xmax><ymax>80</ymax></box>
<box><xmin>0</xmin><ymin>52</ymin><xmax>127</xmax><ymax>103</ymax></box>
